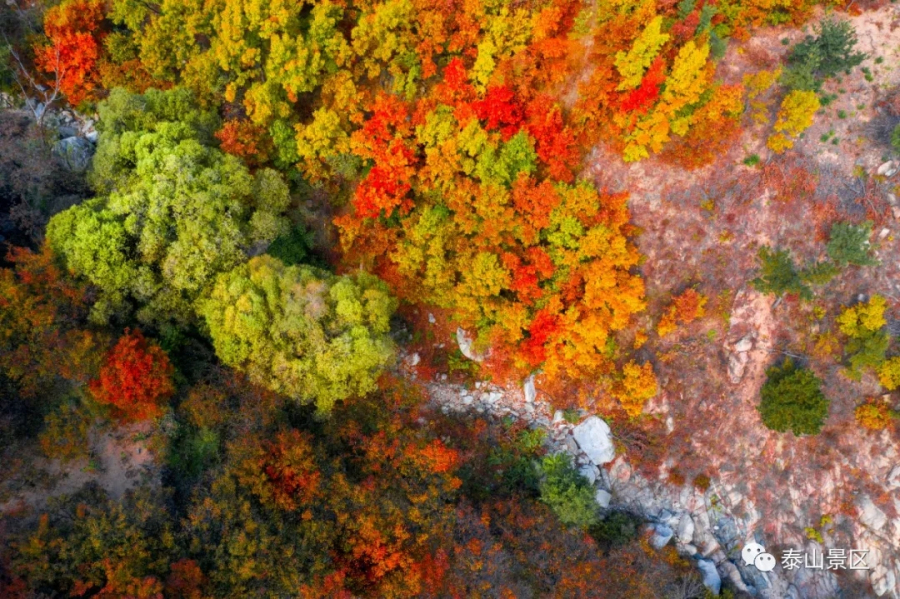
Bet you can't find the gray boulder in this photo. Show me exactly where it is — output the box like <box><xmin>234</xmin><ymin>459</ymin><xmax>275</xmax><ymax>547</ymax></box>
<box><xmin>697</xmin><ymin>559</ymin><xmax>721</xmax><ymax>595</ymax></box>
<box><xmin>595</xmin><ymin>489</ymin><xmax>611</xmax><ymax>508</ymax></box>
<box><xmin>523</xmin><ymin>374</ymin><xmax>536</xmax><ymax>403</ymax></box>
<box><xmin>578</xmin><ymin>465</ymin><xmax>597</xmax><ymax>485</ymax></box>
<box><xmin>676</xmin><ymin>513</ymin><xmax>695</xmax><ymax>544</ymax></box>
<box><xmin>53</xmin><ymin>136</ymin><xmax>94</xmax><ymax>171</ymax></box>
<box><xmin>651</xmin><ymin>524</ymin><xmax>674</xmax><ymax>549</ymax></box>
<box><xmin>886</xmin><ymin>465</ymin><xmax>900</xmax><ymax>490</ymax></box>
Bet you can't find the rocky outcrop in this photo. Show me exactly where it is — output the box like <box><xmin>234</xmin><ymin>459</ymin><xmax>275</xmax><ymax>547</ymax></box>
<box><xmin>52</xmin><ymin>136</ymin><xmax>94</xmax><ymax>171</ymax></box>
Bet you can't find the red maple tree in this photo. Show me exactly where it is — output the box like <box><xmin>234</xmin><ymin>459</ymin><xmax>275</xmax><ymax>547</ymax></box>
<box><xmin>89</xmin><ymin>329</ymin><xmax>175</xmax><ymax>422</ymax></box>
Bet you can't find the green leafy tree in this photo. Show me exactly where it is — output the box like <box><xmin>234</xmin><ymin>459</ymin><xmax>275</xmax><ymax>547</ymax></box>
<box><xmin>538</xmin><ymin>453</ymin><xmax>599</xmax><ymax>529</ymax></box>
<box><xmin>827</xmin><ymin>221</ymin><xmax>877</xmax><ymax>267</ymax></box>
<box><xmin>47</xmin><ymin>88</ymin><xmax>291</xmax><ymax>324</ymax></box>
<box><xmin>758</xmin><ymin>359</ymin><xmax>829</xmax><ymax>435</ymax></box>
<box><xmin>197</xmin><ymin>255</ymin><xmax>397</xmax><ymax>413</ymax></box>
<box><xmin>89</xmin><ymin>87</ymin><xmax>220</xmax><ymax>193</ymax></box>
<box><xmin>266</xmin><ymin>224</ymin><xmax>314</xmax><ymax>266</ymax></box>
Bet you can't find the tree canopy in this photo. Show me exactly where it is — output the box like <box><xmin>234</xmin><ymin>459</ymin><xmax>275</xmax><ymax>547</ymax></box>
<box><xmin>758</xmin><ymin>359</ymin><xmax>829</xmax><ymax>435</ymax></box>
<box><xmin>198</xmin><ymin>255</ymin><xmax>397</xmax><ymax>413</ymax></box>
<box><xmin>47</xmin><ymin>89</ymin><xmax>291</xmax><ymax>324</ymax></box>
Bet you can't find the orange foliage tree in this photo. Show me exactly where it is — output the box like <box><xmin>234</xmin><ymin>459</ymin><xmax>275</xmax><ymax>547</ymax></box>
<box><xmin>215</xmin><ymin>119</ymin><xmax>273</xmax><ymax>167</ymax></box>
<box><xmin>89</xmin><ymin>329</ymin><xmax>175</xmax><ymax>422</ymax></box>
<box><xmin>336</xmin><ymin>62</ymin><xmax>652</xmax><ymax>400</ymax></box>
<box><xmin>33</xmin><ymin>0</ymin><xmax>107</xmax><ymax>106</ymax></box>
<box><xmin>657</xmin><ymin>288</ymin><xmax>708</xmax><ymax>337</ymax></box>
<box><xmin>0</xmin><ymin>245</ymin><xmax>102</xmax><ymax>395</ymax></box>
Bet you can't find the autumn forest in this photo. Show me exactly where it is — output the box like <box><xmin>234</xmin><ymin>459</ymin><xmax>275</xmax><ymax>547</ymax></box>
<box><xmin>2</xmin><ymin>0</ymin><xmax>900</xmax><ymax>597</ymax></box>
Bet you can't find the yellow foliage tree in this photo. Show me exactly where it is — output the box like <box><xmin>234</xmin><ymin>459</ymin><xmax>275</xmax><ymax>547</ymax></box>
<box><xmin>837</xmin><ymin>295</ymin><xmax>886</xmax><ymax>338</ymax></box>
<box><xmin>767</xmin><ymin>90</ymin><xmax>820</xmax><ymax>153</ymax></box>
<box><xmin>855</xmin><ymin>402</ymin><xmax>893</xmax><ymax>431</ymax></box>
<box><xmin>878</xmin><ymin>357</ymin><xmax>900</xmax><ymax>391</ymax></box>
<box><xmin>623</xmin><ymin>40</ymin><xmax>711</xmax><ymax>161</ymax></box>
<box><xmin>743</xmin><ymin>68</ymin><xmax>781</xmax><ymax>125</ymax></box>
<box><xmin>614</xmin><ymin>16</ymin><xmax>669</xmax><ymax>91</ymax></box>
<box><xmin>613</xmin><ymin>360</ymin><xmax>658</xmax><ymax>417</ymax></box>
<box><xmin>471</xmin><ymin>6</ymin><xmax>533</xmax><ymax>89</ymax></box>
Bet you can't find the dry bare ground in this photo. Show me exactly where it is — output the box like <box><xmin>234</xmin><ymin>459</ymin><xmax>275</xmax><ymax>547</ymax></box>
<box><xmin>578</xmin><ymin>4</ymin><xmax>900</xmax><ymax>596</ymax></box>
<box><xmin>0</xmin><ymin>422</ymin><xmax>159</xmax><ymax>516</ymax></box>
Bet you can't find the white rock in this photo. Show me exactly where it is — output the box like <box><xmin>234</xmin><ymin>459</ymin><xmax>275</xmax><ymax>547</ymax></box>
<box><xmin>877</xmin><ymin>160</ymin><xmax>898</xmax><ymax>177</ymax></box>
<box><xmin>733</xmin><ymin>336</ymin><xmax>753</xmax><ymax>352</ymax></box>
<box><xmin>727</xmin><ymin>351</ymin><xmax>750</xmax><ymax>384</ymax></box>
<box><xmin>572</xmin><ymin>416</ymin><xmax>616</xmax><ymax>465</ymax></box>
<box><xmin>523</xmin><ymin>374</ymin><xmax>536</xmax><ymax>403</ymax></box>
<box><xmin>871</xmin><ymin>564</ymin><xmax>896</xmax><ymax>596</ymax></box>
<box><xmin>428</xmin><ymin>313</ymin><xmax>436</xmax><ymax>324</ymax></box>
<box><xmin>886</xmin><ymin>465</ymin><xmax>900</xmax><ymax>490</ymax></box>
<box><xmin>677</xmin><ymin>514</ymin><xmax>695</xmax><ymax>544</ymax></box>
<box><xmin>697</xmin><ymin>559</ymin><xmax>721</xmax><ymax>595</ymax></box>
<box><xmin>456</xmin><ymin>327</ymin><xmax>487</xmax><ymax>362</ymax></box>
<box><xmin>650</xmin><ymin>524</ymin><xmax>674</xmax><ymax>549</ymax></box>
<box><xmin>552</xmin><ymin>410</ymin><xmax>564</xmax><ymax>425</ymax></box>
<box><xmin>858</xmin><ymin>495</ymin><xmax>888</xmax><ymax>531</ymax></box>
<box><xmin>595</xmin><ymin>489</ymin><xmax>612</xmax><ymax>508</ymax></box>
<box><xmin>405</xmin><ymin>352</ymin><xmax>421</xmax><ymax>367</ymax></box>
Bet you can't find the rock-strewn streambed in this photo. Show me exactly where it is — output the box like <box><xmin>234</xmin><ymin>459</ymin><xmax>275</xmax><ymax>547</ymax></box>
<box><xmin>416</xmin><ymin>357</ymin><xmax>898</xmax><ymax>598</ymax></box>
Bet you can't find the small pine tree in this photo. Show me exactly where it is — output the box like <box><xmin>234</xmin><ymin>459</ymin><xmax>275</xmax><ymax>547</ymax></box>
<box><xmin>827</xmin><ymin>221</ymin><xmax>877</xmax><ymax>267</ymax></box>
<box><xmin>538</xmin><ymin>453</ymin><xmax>599</xmax><ymax>529</ymax></box>
<box><xmin>783</xmin><ymin>19</ymin><xmax>866</xmax><ymax>91</ymax></box>
<box><xmin>758</xmin><ymin>359</ymin><xmax>829</xmax><ymax>435</ymax></box>
<box><xmin>799</xmin><ymin>261</ymin><xmax>840</xmax><ymax>286</ymax></box>
<box><xmin>751</xmin><ymin>246</ymin><xmax>811</xmax><ymax>299</ymax></box>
